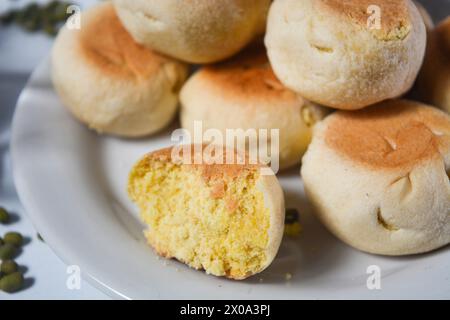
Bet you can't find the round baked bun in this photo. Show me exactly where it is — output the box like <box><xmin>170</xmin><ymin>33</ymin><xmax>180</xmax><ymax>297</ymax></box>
<box><xmin>113</xmin><ymin>0</ymin><xmax>271</xmax><ymax>64</ymax></box>
<box><xmin>180</xmin><ymin>46</ymin><xmax>329</xmax><ymax>170</ymax></box>
<box><xmin>302</xmin><ymin>100</ymin><xmax>450</xmax><ymax>255</ymax></box>
<box><xmin>265</xmin><ymin>0</ymin><xmax>427</xmax><ymax>110</ymax></box>
<box><xmin>128</xmin><ymin>145</ymin><xmax>285</xmax><ymax>279</ymax></box>
<box><xmin>414</xmin><ymin>1</ymin><xmax>434</xmax><ymax>31</ymax></box>
<box><xmin>417</xmin><ymin>17</ymin><xmax>450</xmax><ymax>113</ymax></box>
<box><xmin>52</xmin><ymin>3</ymin><xmax>188</xmax><ymax>137</ymax></box>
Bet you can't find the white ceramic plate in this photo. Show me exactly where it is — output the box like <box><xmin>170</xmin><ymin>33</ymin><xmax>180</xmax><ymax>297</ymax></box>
<box><xmin>11</xmin><ymin>57</ymin><xmax>450</xmax><ymax>299</ymax></box>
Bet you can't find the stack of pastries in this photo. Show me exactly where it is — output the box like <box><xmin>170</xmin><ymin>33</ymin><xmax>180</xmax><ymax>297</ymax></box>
<box><xmin>51</xmin><ymin>0</ymin><xmax>450</xmax><ymax>279</ymax></box>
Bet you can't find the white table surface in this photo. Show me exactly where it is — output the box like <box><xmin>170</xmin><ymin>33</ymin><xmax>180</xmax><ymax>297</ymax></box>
<box><xmin>0</xmin><ymin>0</ymin><xmax>109</xmax><ymax>300</ymax></box>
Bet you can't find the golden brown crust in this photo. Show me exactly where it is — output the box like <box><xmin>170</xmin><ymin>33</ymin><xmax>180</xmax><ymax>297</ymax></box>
<box><xmin>325</xmin><ymin>100</ymin><xmax>450</xmax><ymax>170</ymax></box>
<box><xmin>196</xmin><ymin>45</ymin><xmax>298</xmax><ymax>103</ymax></box>
<box><xmin>139</xmin><ymin>145</ymin><xmax>262</xmax><ymax>182</ymax></box>
<box><xmin>78</xmin><ymin>3</ymin><xmax>168</xmax><ymax>80</ymax></box>
<box><xmin>150</xmin><ymin>242</ymin><xmax>246</xmax><ymax>280</ymax></box>
<box><xmin>318</xmin><ymin>0</ymin><xmax>412</xmax><ymax>40</ymax></box>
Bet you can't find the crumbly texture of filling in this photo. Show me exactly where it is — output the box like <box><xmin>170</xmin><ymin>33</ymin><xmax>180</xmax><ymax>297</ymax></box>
<box><xmin>325</xmin><ymin>101</ymin><xmax>450</xmax><ymax>170</ymax></box>
<box><xmin>128</xmin><ymin>159</ymin><xmax>270</xmax><ymax>279</ymax></box>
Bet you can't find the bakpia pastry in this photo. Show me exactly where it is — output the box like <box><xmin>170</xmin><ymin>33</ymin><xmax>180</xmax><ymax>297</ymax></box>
<box><xmin>302</xmin><ymin>100</ymin><xmax>450</xmax><ymax>255</ymax></box>
<box><xmin>180</xmin><ymin>47</ymin><xmax>329</xmax><ymax>170</ymax></box>
<box><xmin>417</xmin><ymin>17</ymin><xmax>450</xmax><ymax>113</ymax></box>
<box><xmin>113</xmin><ymin>0</ymin><xmax>271</xmax><ymax>64</ymax></box>
<box><xmin>265</xmin><ymin>0</ymin><xmax>427</xmax><ymax>110</ymax></box>
<box><xmin>52</xmin><ymin>3</ymin><xmax>188</xmax><ymax>137</ymax></box>
<box><xmin>128</xmin><ymin>145</ymin><xmax>285</xmax><ymax>279</ymax></box>
<box><xmin>413</xmin><ymin>1</ymin><xmax>434</xmax><ymax>31</ymax></box>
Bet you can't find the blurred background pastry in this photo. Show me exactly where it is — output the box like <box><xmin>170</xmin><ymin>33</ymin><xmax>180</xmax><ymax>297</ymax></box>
<box><xmin>128</xmin><ymin>145</ymin><xmax>285</xmax><ymax>279</ymax></box>
<box><xmin>265</xmin><ymin>0</ymin><xmax>426</xmax><ymax>110</ymax></box>
<box><xmin>180</xmin><ymin>46</ymin><xmax>329</xmax><ymax>170</ymax></box>
<box><xmin>52</xmin><ymin>2</ymin><xmax>189</xmax><ymax>137</ymax></box>
<box><xmin>113</xmin><ymin>0</ymin><xmax>271</xmax><ymax>64</ymax></box>
<box><xmin>302</xmin><ymin>100</ymin><xmax>450</xmax><ymax>255</ymax></box>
